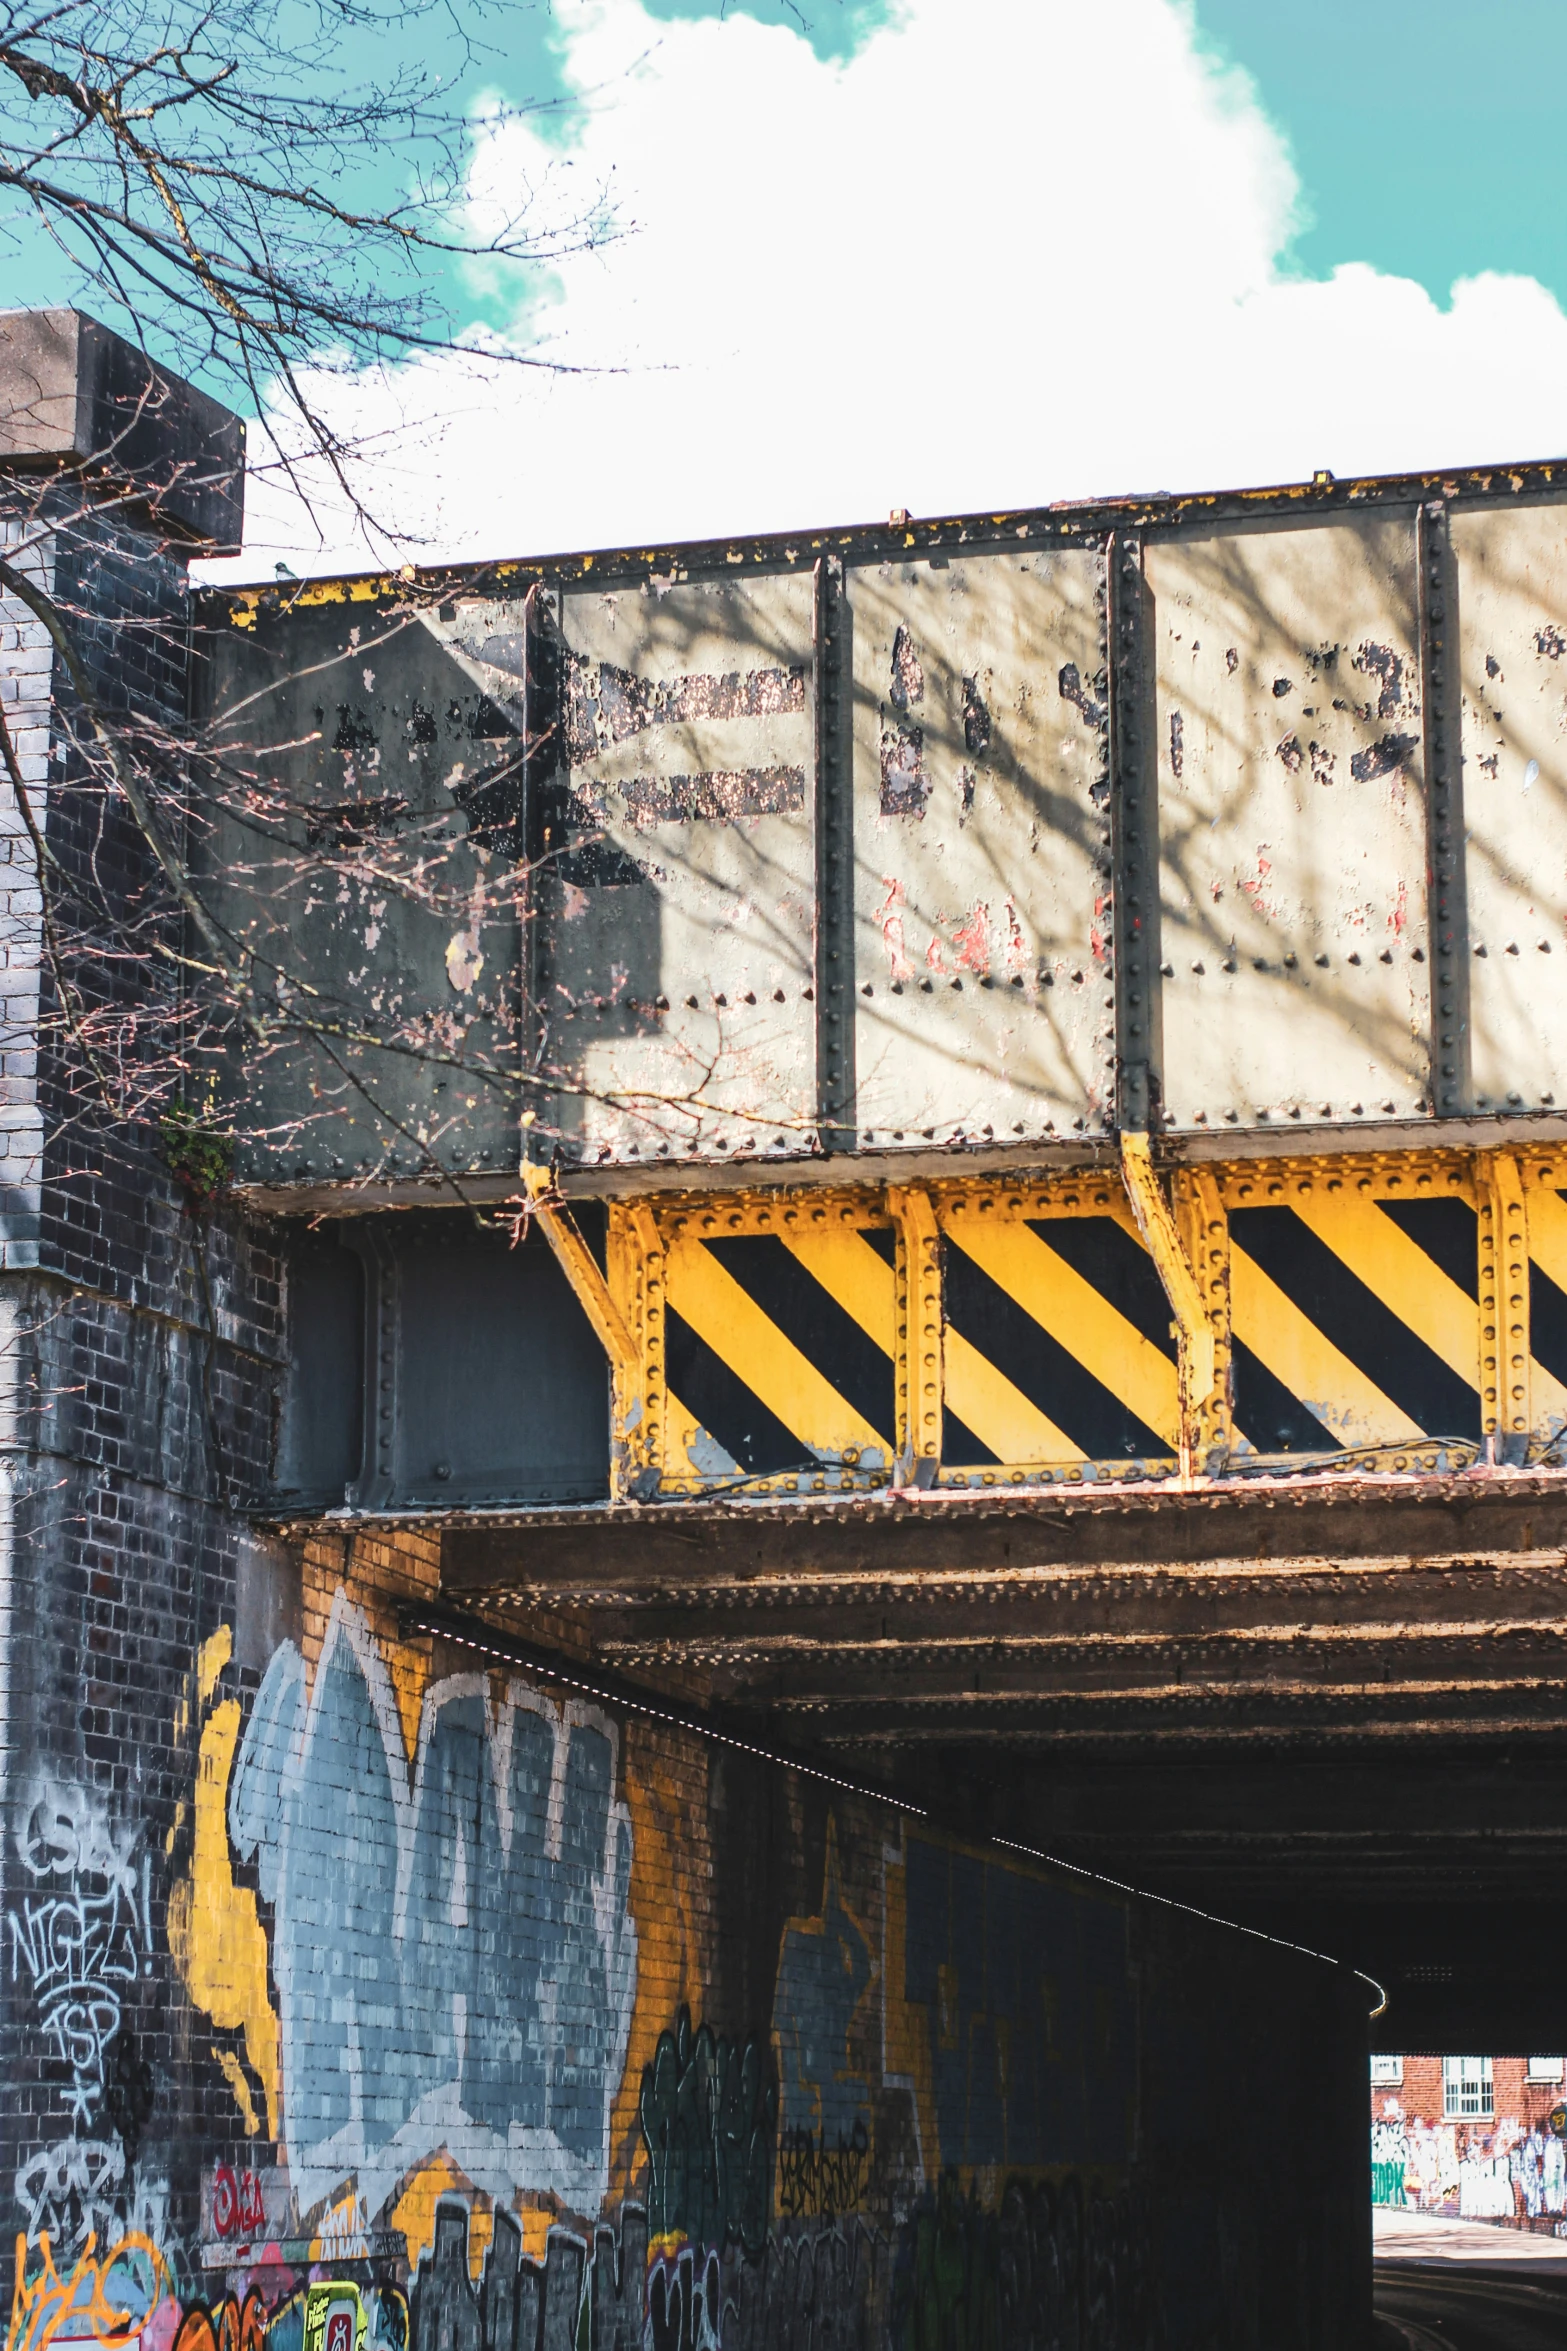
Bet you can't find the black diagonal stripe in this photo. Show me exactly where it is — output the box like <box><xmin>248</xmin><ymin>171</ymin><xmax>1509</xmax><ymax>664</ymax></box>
<box><xmin>943</xmin><ymin>1234</ymin><xmax>1168</xmax><ymax>1460</ymax></box>
<box><xmin>940</xmin><ymin>1407</ymin><xmax>1002</xmax><ymax>1467</ymax></box>
<box><xmin>1230</xmin><ymin>1336</ymin><xmax>1344</xmax><ymax>1455</ymax></box>
<box><xmin>1229</xmin><ymin>1206</ymin><xmax>1481</xmax><ymax>1438</ymax></box>
<box><xmin>1377</xmin><ymin>1198</ymin><xmax>1479</xmax><ymax>1300</ymax></box>
<box><xmin>665</xmin><ymin>1306</ymin><xmax>811</xmax><ymax>1475</ymax></box>
<box><xmin>702</xmin><ymin>1236</ymin><xmax>895</xmax><ymax>1446</ymax></box>
<box><xmin>829</xmin><ymin>1224</ymin><xmax>995</xmax><ymax>1463</ymax></box>
<box><xmin>1531</xmin><ymin>1257</ymin><xmax>1567</xmax><ymax>1389</ymax></box>
<box><xmin>1029</xmin><ymin>1217</ymin><xmax>1178</xmax><ymax>1358</ymax></box>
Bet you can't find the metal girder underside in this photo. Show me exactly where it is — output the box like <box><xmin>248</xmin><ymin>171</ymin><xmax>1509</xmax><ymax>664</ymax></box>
<box><xmin>431</xmin><ymin>1470</ymin><xmax>1567</xmax><ymax>1749</ymax></box>
<box><xmin>424</xmin><ymin>1472</ymin><xmax>1567</xmax><ymax>2025</ymax></box>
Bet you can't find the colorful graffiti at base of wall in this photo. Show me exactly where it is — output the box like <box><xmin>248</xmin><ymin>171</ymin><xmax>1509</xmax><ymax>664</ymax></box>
<box><xmin>892</xmin><ymin>2173</ymin><xmax>1150</xmax><ymax>2351</ymax></box>
<box><xmin>6</xmin><ymin>1560</ymin><xmax>1334</xmax><ymax>2351</ymax></box>
<box><xmin>640</xmin><ymin>2011</ymin><xmax>776</xmax><ymax>2261</ymax></box>
<box><xmin>402</xmin><ymin>2182</ymin><xmax>1149</xmax><ymax>2351</ymax></box>
<box><xmin>8</xmin><ymin>2233</ymin><xmax>166</xmax><ymax>2351</ymax></box>
<box><xmin>1372</xmin><ymin>2114</ymin><xmax>1567</xmax><ymax>2228</ymax></box>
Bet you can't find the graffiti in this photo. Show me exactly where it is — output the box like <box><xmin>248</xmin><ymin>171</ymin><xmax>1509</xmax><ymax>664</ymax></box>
<box><xmin>17</xmin><ymin>2144</ymin><xmax>118</xmax><ymax>2258</ymax></box>
<box><xmin>210</xmin><ymin>2167</ymin><xmax>266</xmax><ymax>2240</ymax></box>
<box><xmin>775</xmin><ymin>2123</ymin><xmax>868</xmax><ymax>2223</ymax></box>
<box><xmin>773</xmin><ymin>1827</ymin><xmax>872</xmax><ymax>2157</ymax></box>
<box><xmin>1370</xmin><ymin>2120</ymin><xmax>1406</xmax><ymax>2208</ymax></box>
<box><xmin>410</xmin><ymin>2200</ymin><xmax>588</xmax><ymax>2351</ymax></box>
<box><xmin>302</xmin><ymin>2285</ymin><xmax>369</xmax><ymax>2351</ymax></box>
<box><xmin>893</xmin><ymin>1833</ymin><xmax>1134</xmax><ymax>2173</ymax></box>
<box><xmin>1460</xmin><ymin>2155</ymin><xmax>1513</xmax><ymax>2221</ymax></box>
<box><xmin>173</xmin><ymin>2290</ymin><xmax>271</xmax><ymax>2351</ymax></box>
<box><xmin>891</xmin><ymin>2173</ymin><xmax>1148</xmax><ymax>2351</ymax></box>
<box><xmin>408</xmin><ymin>2199</ymin><xmax>890</xmax><ymax>2351</ymax></box>
<box><xmin>8</xmin><ymin>1783</ymin><xmax>147</xmax><ymax>2127</ymax></box>
<box><xmin>7</xmin><ymin>2231</ymin><xmax>167</xmax><ymax>2351</ymax></box>
<box><xmin>168</xmin><ymin>1625</ymin><xmax>280</xmax><ymax>2140</ymax></box>
<box><xmin>640</xmin><ymin>2010</ymin><xmax>776</xmax><ymax>2261</ymax></box>
<box><xmin>227</xmin><ymin>1590</ymin><xmax>637</xmax><ymax>2217</ymax></box>
<box><xmin>1370</xmin><ymin>2112</ymin><xmax>1567</xmax><ymax>2222</ymax></box>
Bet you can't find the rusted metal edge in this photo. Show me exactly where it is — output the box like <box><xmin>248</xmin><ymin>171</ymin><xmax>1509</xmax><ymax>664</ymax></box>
<box><xmin>231</xmin><ymin>1107</ymin><xmax>1567</xmax><ymax>1214</ymax></box>
<box><xmin>263</xmin><ymin>1462</ymin><xmax>1567</xmax><ymax>1540</ymax></box>
<box><xmin>205</xmin><ymin>458</ymin><xmax>1567</xmax><ymax>621</ymax></box>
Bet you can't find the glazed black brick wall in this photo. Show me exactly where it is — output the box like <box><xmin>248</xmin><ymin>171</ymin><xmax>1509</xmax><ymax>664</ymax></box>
<box><xmin>0</xmin><ymin>499</ymin><xmax>285</xmax><ymax>2264</ymax></box>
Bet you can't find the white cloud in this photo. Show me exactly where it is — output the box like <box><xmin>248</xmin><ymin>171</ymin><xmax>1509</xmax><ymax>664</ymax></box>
<box><xmin>208</xmin><ymin>0</ymin><xmax>1567</xmax><ymax>578</ymax></box>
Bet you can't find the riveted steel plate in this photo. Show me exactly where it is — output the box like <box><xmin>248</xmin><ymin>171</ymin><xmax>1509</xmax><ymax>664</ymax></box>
<box><xmin>1216</xmin><ymin>1157</ymin><xmax>1480</xmax><ymax>1464</ymax></box>
<box><xmin>540</xmin><ymin>573</ymin><xmax>817</xmax><ymax>1165</ymax></box>
<box><xmin>937</xmin><ymin>1177</ymin><xmax>1179</xmax><ymax>1483</ymax></box>
<box><xmin>1151</xmin><ymin>519</ymin><xmax>1430</xmax><ymax>1132</ymax></box>
<box><xmin>1453</xmin><ymin>504</ymin><xmax>1567</xmax><ymax>1113</ymax></box>
<box><xmin>197</xmin><ymin>596</ymin><xmax>527</xmax><ymax>1180</ymax></box>
<box><xmin>653</xmin><ymin>1192</ymin><xmax>898</xmax><ymax>1495</ymax></box>
<box><xmin>847</xmin><ymin>550</ymin><xmax>1113</xmax><ymax>1147</ymax></box>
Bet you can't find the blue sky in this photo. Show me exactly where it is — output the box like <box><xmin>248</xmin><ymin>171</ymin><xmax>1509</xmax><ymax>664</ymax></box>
<box><xmin>101</xmin><ymin>0</ymin><xmax>1562</xmax><ymax>571</ymax></box>
<box><xmin>14</xmin><ymin>0</ymin><xmax>1558</xmax><ymax>369</ymax></box>
<box><xmin>1196</xmin><ymin>0</ymin><xmax>1567</xmax><ymax>309</ymax></box>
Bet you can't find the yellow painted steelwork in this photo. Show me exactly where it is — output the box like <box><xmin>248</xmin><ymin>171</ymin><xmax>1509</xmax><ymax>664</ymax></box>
<box><xmin>580</xmin><ymin>1144</ymin><xmax>1567</xmax><ymax>1498</ymax></box>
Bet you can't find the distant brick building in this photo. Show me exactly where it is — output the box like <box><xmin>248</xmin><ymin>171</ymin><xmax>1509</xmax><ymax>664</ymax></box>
<box><xmin>1371</xmin><ymin>2056</ymin><xmax>1567</xmax><ymax>2231</ymax></box>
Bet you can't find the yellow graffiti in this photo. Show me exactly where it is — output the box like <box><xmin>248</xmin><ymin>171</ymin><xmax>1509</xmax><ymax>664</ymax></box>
<box><xmin>8</xmin><ymin>2231</ymin><xmax>167</xmax><ymax>2351</ymax></box>
<box><xmin>389</xmin><ymin>2162</ymin><xmax>492</xmax><ymax>2281</ymax></box>
<box><xmin>214</xmin><ymin>2045</ymin><xmax>260</xmax><ymax>2137</ymax></box>
<box><xmin>167</xmin><ymin>1626</ymin><xmax>280</xmax><ymax>2139</ymax></box>
<box><xmin>608</xmin><ymin>1735</ymin><xmax>710</xmax><ymax>2187</ymax></box>
<box><xmin>881</xmin><ymin>1834</ymin><xmax>942</xmax><ymax>2182</ymax></box>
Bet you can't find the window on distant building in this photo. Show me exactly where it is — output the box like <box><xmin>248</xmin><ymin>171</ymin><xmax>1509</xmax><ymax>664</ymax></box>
<box><xmin>1443</xmin><ymin>2056</ymin><xmax>1494</xmax><ymax>2118</ymax></box>
<box><xmin>1527</xmin><ymin>2057</ymin><xmax>1565</xmax><ymax>2083</ymax></box>
<box><xmin>1370</xmin><ymin>2056</ymin><xmax>1403</xmax><ymax>2085</ymax></box>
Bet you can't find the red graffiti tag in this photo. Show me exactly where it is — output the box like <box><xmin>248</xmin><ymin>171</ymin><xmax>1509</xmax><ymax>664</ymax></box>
<box><xmin>211</xmin><ymin>2166</ymin><xmax>266</xmax><ymax>2240</ymax></box>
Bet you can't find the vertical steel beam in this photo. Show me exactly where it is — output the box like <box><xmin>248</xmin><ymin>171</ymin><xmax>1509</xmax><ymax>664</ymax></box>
<box><xmin>814</xmin><ymin>555</ymin><xmax>856</xmax><ymax>1153</ymax></box>
<box><xmin>1479</xmin><ymin>1149</ymin><xmax>1530</xmax><ymax>1462</ymax></box>
<box><xmin>342</xmin><ymin>1219</ymin><xmax>397</xmax><ymax>1510</ymax></box>
<box><xmin>1419</xmin><ymin>501</ymin><xmax>1471</xmax><ymax>1118</ymax></box>
<box><xmin>520</xmin><ymin>1164</ymin><xmax>643</xmax><ymax>1495</ymax></box>
<box><xmin>519</xmin><ymin>580</ymin><xmax>560</xmax><ymax>1151</ymax></box>
<box><xmin>888</xmin><ymin>1184</ymin><xmax>942</xmax><ymax>1483</ymax></box>
<box><xmin>607</xmin><ymin>1202</ymin><xmax>664</xmax><ymax>1498</ymax></box>
<box><xmin>1108</xmin><ymin>531</ymin><xmax>1162</xmax><ymax>1134</ymax></box>
<box><xmin>1174</xmin><ymin>1164</ymin><xmax>1233</xmax><ymax>1471</ymax></box>
<box><xmin>1121</xmin><ymin>1135</ymin><xmax>1216</xmax><ymax>1483</ymax></box>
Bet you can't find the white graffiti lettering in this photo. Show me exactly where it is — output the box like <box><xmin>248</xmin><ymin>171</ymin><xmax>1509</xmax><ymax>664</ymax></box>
<box><xmin>14</xmin><ymin>2135</ymin><xmax>170</xmax><ymax>2258</ymax></box>
<box><xmin>8</xmin><ymin>1781</ymin><xmax>147</xmax><ymax>2125</ymax></box>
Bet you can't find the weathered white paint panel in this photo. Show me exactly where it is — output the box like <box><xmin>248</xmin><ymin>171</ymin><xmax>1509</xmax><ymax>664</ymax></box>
<box><xmin>1151</xmin><ymin>518</ymin><xmax>1429</xmax><ymax>1131</ymax></box>
<box><xmin>1452</xmin><ymin>504</ymin><xmax>1567</xmax><ymax>1113</ymax></box>
<box><xmin>545</xmin><ymin>573</ymin><xmax>817</xmax><ymax>1163</ymax></box>
<box><xmin>848</xmin><ymin>549</ymin><xmax>1112</xmax><ymax>1146</ymax></box>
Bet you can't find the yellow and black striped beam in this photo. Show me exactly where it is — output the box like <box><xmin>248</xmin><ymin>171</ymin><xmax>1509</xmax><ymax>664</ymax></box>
<box><xmin>1220</xmin><ymin>1162</ymin><xmax>1482</xmax><ymax>1465</ymax></box>
<box><xmin>600</xmin><ymin>1146</ymin><xmax>1567</xmax><ymax>1497</ymax></box>
<box><xmin>658</xmin><ymin>1201</ymin><xmax>901</xmax><ymax>1491</ymax></box>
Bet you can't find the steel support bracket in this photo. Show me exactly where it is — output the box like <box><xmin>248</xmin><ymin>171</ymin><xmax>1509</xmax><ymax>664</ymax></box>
<box><xmin>888</xmin><ymin>1184</ymin><xmax>942</xmax><ymax>1483</ymax></box>
<box><xmin>1172</xmin><ymin>1163</ymin><xmax>1232</xmax><ymax>1471</ymax></box>
<box><xmin>1479</xmin><ymin>1148</ymin><xmax>1530</xmax><ymax>1460</ymax></box>
<box><xmin>522</xmin><ymin>1166</ymin><xmax>646</xmax><ymax>1500</ymax></box>
<box><xmin>1120</xmin><ymin>1134</ymin><xmax>1218</xmax><ymax>1482</ymax></box>
<box><xmin>606</xmin><ymin>1202</ymin><xmax>665</xmax><ymax>1498</ymax></box>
